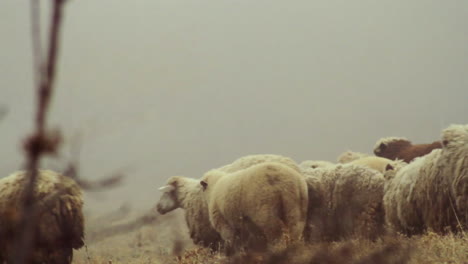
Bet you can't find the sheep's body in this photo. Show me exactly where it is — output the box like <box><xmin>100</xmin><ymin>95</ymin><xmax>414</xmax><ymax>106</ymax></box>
<box><xmin>348</xmin><ymin>156</ymin><xmax>397</xmax><ymax>173</ymax></box>
<box><xmin>299</xmin><ymin>160</ymin><xmax>334</xmax><ymax>171</ymax></box>
<box><xmin>383</xmin><ymin>124</ymin><xmax>468</xmax><ymax>235</ymax></box>
<box><xmin>156</xmin><ymin>154</ymin><xmax>300</xmax><ymax>251</ymax></box>
<box><xmin>337</xmin><ymin>151</ymin><xmax>370</xmax><ymax>163</ymax></box>
<box><xmin>201</xmin><ymin>162</ymin><xmax>308</xmax><ymax>253</ymax></box>
<box><xmin>303</xmin><ymin>164</ymin><xmax>386</xmax><ymax>241</ymax></box>
<box><xmin>373</xmin><ymin>137</ymin><xmax>442</xmax><ymax>163</ymax></box>
<box><xmin>440</xmin><ymin>125</ymin><xmax>468</xmax><ymax>227</ymax></box>
<box><xmin>0</xmin><ymin>170</ymin><xmax>84</xmax><ymax>264</ymax></box>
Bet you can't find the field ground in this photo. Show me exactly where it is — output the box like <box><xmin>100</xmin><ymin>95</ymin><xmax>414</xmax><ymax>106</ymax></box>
<box><xmin>73</xmin><ymin>211</ymin><xmax>468</xmax><ymax>264</ymax></box>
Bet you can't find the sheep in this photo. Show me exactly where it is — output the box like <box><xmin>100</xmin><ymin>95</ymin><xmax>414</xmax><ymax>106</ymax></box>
<box><xmin>299</xmin><ymin>160</ymin><xmax>334</xmax><ymax>171</ymax></box>
<box><xmin>302</xmin><ymin>164</ymin><xmax>386</xmax><ymax>241</ymax></box>
<box><xmin>383</xmin><ymin>124</ymin><xmax>468</xmax><ymax>235</ymax></box>
<box><xmin>337</xmin><ymin>150</ymin><xmax>370</xmax><ymax>163</ymax></box>
<box><xmin>440</xmin><ymin>124</ymin><xmax>468</xmax><ymax>227</ymax></box>
<box><xmin>373</xmin><ymin>137</ymin><xmax>442</xmax><ymax>163</ymax></box>
<box><xmin>156</xmin><ymin>154</ymin><xmax>301</xmax><ymax>251</ymax></box>
<box><xmin>156</xmin><ymin>176</ymin><xmax>223</xmax><ymax>250</ymax></box>
<box><xmin>200</xmin><ymin>162</ymin><xmax>308</xmax><ymax>253</ymax></box>
<box><xmin>347</xmin><ymin>156</ymin><xmax>404</xmax><ymax>173</ymax></box>
<box><xmin>0</xmin><ymin>170</ymin><xmax>84</xmax><ymax>264</ymax></box>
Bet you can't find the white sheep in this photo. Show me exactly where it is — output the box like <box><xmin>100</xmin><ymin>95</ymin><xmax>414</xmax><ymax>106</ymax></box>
<box><xmin>200</xmin><ymin>162</ymin><xmax>308</xmax><ymax>253</ymax></box>
<box><xmin>383</xmin><ymin>124</ymin><xmax>468</xmax><ymax>235</ymax></box>
<box><xmin>0</xmin><ymin>170</ymin><xmax>84</xmax><ymax>264</ymax></box>
<box><xmin>302</xmin><ymin>164</ymin><xmax>386</xmax><ymax>241</ymax></box>
<box><xmin>156</xmin><ymin>176</ymin><xmax>223</xmax><ymax>250</ymax></box>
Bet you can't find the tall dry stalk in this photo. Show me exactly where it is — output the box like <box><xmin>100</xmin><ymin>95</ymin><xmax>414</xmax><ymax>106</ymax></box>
<box><xmin>12</xmin><ymin>0</ymin><xmax>67</xmax><ymax>263</ymax></box>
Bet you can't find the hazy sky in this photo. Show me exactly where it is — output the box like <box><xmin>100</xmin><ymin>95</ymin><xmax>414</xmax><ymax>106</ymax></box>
<box><xmin>1</xmin><ymin>0</ymin><xmax>468</xmax><ymax>213</ymax></box>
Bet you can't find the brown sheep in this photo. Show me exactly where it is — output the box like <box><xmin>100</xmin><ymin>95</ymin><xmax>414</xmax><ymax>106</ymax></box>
<box><xmin>0</xmin><ymin>170</ymin><xmax>84</xmax><ymax>264</ymax></box>
<box><xmin>373</xmin><ymin>137</ymin><xmax>442</xmax><ymax>163</ymax></box>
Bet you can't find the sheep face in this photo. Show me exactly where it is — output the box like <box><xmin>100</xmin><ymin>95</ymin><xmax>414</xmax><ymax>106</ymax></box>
<box><xmin>442</xmin><ymin>125</ymin><xmax>468</xmax><ymax>149</ymax></box>
<box><xmin>156</xmin><ymin>177</ymin><xmax>180</xmax><ymax>214</ymax></box>
<box><xmin>374</xmin><ymin>138</ymin><xmax>411</xmax><ymax>159</ymax></box>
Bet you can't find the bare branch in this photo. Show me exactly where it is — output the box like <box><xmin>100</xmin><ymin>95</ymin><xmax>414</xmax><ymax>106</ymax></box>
<box><xmin>13</xmin><ymin>0</ymin><xmax>67</xmax><ymax>263</ymax></box>
<box><xmin>29</xmin><ymin>0</ymin><xmax>42</xmax><ymax>87</ymax></box>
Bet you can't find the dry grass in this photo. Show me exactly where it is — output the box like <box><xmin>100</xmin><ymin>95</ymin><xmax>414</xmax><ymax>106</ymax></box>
<box><xmin>73</xmin><ymin>212</ymin><xmax>468</xmax><ymax>264</ymax></box>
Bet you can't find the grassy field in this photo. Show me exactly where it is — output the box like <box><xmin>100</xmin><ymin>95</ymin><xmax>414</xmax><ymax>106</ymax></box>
<box><xmin>73</xmin><ymin>211</ymin><xmax>467</xmax><ymax>264</ymax></box>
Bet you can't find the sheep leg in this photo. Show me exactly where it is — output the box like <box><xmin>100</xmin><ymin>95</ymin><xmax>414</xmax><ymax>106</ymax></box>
<box><xmin>210</xmin><ymin>208</ymin><xmax>236</xmax><ymax>255</ymax></box>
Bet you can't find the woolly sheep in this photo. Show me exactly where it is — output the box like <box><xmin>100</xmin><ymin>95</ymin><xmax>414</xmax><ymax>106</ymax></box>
<box><xmin>0</xmin><ymin>170</ymin><xmax>84</xmax><ymax>264</ymax></box>
<box><xmin>383</xmin><ymin>124</ymin><xmax>468</xmax><ymax>235</ymax></box>
<box><xmin>302</xmin><ymin>164</ymin><xmax>386</xmax><ymax>241</ymax></box>
<box><xmin>156</xmin><ymin>154</ymin><xmax>301</xmax><ymax>250</ymax></box>
<box><xmin>200</xmin><ymin>162</ymin><xmax>308</xmax><ymax>253</ymax></box>
<box><xmin>337</xmin><ymin>150</ymin><xmax>370</xmax><ymax>164</ymax></box>
<box><xmin>156</xmin><ymin>176</ymin><xmax>223</xmax><ymax>250</ymax></box>
<box><xmin>373</xmin><ymin>137</ymin><xmax>442</xmax><ymax>163</ymax></box>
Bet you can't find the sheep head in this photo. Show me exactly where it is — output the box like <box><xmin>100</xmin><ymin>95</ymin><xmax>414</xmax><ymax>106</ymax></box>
<box><xmin>373</xmin><ymin>137</ymin><xmax>411</xmax><ymax>160</ymax></box>
<box><xmin>156</xmin><ymin>176</ymin><xmax>181</xmax><ymax>214</ymax></box>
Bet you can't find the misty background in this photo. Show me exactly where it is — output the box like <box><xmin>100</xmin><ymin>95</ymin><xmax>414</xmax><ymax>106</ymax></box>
<box><xmin>1</xmin><ymin>0</ymin><xmax>467</xmax><ymax>214</ymax></box>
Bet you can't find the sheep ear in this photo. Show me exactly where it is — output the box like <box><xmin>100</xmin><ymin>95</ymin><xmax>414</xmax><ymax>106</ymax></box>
<box><xmin>200</xmin><ymin>180</ymin><xmax>208</xmax><ymax>191</ymax></box>
<box><xmin>158</xmin><ymin>185</ymin><xmax>175</xmax><ymax>192</ymax></box>
<box><xmin>385</xmin><ymin>164</ymin><xmax>394</xmax><ymax>171</ymax></box>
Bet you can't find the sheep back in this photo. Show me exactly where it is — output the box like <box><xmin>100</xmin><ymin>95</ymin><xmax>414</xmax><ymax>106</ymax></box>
<box><xmin>337</xmin><ymin>151</ymin><xmax>370</xmax><ymax>163</ymax></box>
<box><xmin>217</xmin><ymin>154</ymin><xmax>300</xmax><ymax>174</ymax></box>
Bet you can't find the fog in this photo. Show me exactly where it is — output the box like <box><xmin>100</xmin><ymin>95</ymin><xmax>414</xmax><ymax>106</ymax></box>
<box><xmin>1</xmin><ymin>0</ymin><xmax>467</xmax><ymax>213</ymax></box>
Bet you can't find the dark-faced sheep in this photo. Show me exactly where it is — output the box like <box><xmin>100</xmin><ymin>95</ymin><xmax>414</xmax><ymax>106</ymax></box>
<box><xmin>373</xmin><ymin>137</ymin><xmax>442</xmax><ymax>163</ymax></box>
<box><xmin>0</xmin><ymin>170</ymin><xmax>84</xmax><ymax>264</ymax></box>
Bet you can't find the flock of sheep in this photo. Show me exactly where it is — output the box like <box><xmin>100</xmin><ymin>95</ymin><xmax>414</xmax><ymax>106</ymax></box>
<box><xmin>155</xmin><ymin>123</ymin><xmax>468</xmax><ymax>253</ymax></box>
<box><xmin>0</xmin><ymin>123</ymin><xmax>466</xmax><ymax>263</ymax></box>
